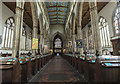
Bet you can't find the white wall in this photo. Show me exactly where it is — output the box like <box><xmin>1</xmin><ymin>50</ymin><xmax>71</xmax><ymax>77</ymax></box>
<box><xmin>0</xmin><ymin>2</ymin><xmax>14</xmax><ymax>49</ymax></box>
<box><xmin>0</xmin><ymin>2</ymin><xmax>32</xmax><ymax>54</ymax></box>
<box><xmin>50</xmin><ymin>24</ymin><xmax>65</xmax><ymax>37</ymax></box>
<box><xmin>98</xmin><ymin>2</ymin><xmax>117</xmax><ymax>38</ymax></box>
<box><xmin>82</xmin><ymin>2</ymin><xmax>117</xmax><ymax>53</ymax></box>
<box><xmin>0</xmin><ymin>1</ymin><xmax>2</xmax><ymax>49</ymax></box>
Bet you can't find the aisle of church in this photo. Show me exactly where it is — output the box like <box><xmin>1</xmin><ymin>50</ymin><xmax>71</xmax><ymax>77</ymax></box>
<box><xmin>29</xmin><ymin>56</ymin><xmax>86</xmax><ymax>83</ymax></box>
<box><xmin>1</xmin><ymin>0</ymin><xmax>120</xmax><ymax>83</ymax></box>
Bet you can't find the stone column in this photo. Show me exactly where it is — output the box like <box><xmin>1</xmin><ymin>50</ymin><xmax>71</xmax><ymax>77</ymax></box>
<box><xmin>86</xmin><ymin>28</ymin><xmax>89</xmax><ymax>52</ymax></box>
<box><xmin>46</xmin><ymin>33</ymin><xmax>50</xmax><ymax>53</ymax></box>
<box><xmin>43</xmin><ymin>26</ymin><xmax>47</xmax><ymax>54</ymax></box>
<box><xmin>39</xmin><ymin>15</ymin><xmax>43</xmax><ymax>55</ymax></box>
<box><xmin>69</xmin><ymin>23</ymin><xmax>72</xmax><ymax>52</ymax></box>
<box><xmin>72</xmin><ymin>13</ymin><xmax>76</xmax><ymax>53</ymax></box>
<box><xmin>12</xmin><ymin>0</ymin><xmax>25</xmax><ymax>57</ymax></box>
<box><xmin>68</xmin><ymin>28</ymin><xmax>70</xmax><ymax>51</ymax></box>
<box><xmin>77</xmin><ymin>2</ymin><xmax>84</xmax><ymax>55</ymax></box>
<box><xmin>66</xmin><ymin>28</ymin><xmax>69</xmax><ymax>52</ymax></box>
<box><xmin>68</xmin><ymin>28</ymin><xmax>70</xmax><ymax>52</ymax></box>
<box><xmin>19</xmin><ymin>2</ymin><xmax>25</xmax><ymax>55</ymax></box>
<box><xmin>31</xmin><ymin>2</ymin><xmax>38</xmax><ymax>56</ymax></box>
<box><xmin>89</xmin><ymin>1</ymin><xmax>102</xmax><ymax>56</ymax></box>
<box><xmin>25</xmin><ymin>31</ymin><xmax>27</xmax><ymax>51</ymax></box>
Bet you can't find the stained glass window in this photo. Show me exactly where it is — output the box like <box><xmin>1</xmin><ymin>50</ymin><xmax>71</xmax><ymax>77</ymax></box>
<box><xmin>113</xmin><ymin>6</ymin><xmax>120</xmax><ymax>36</ymax></box>
<box><xmin>55</xmin><ymin>38</ymin><xmax>62</xmax><ymax>48</ymax></box>
<box><xmin>99</xmin><ymin>16</ymin><xmax>111</xmax><ymax>48</ymax></box>
<box><xmin>2</xmin><ymin>17</ymin><xmax>15</xmax><ymax>49</ymax></box>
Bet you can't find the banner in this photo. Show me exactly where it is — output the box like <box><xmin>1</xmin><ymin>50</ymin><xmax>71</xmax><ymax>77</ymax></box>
<box><xmin>32</xmin><ymin>38</ymin><xmax>38</xmax><ymax>49</ymax></box>
<box><xmin>76</xmin><ymin>39</ymin><xmax>82</xmax><ymax>48</ymax></box>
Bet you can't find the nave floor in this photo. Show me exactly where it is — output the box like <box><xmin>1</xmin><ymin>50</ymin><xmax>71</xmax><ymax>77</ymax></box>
<box><xmin>29</xmin><ymin>56</ymin><xmax>86</xmax><ymax>83</ymax></box>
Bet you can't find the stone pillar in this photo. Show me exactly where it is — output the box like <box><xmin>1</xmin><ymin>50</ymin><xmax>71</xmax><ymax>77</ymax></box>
<box><xmin>86</xmin><ymin>29</ymin><xmax>89</xmax><ymax>52</ymax></box>
<box><xmin>31</xmin><ymin>2</ymin><xmax>38</xmax><ymax>56</ymax></box>
<box><xmin>68</xmin><ymin>28</ymin><xmax>70</xmax><ymax>52</ymax></box>
<box><xmin>89</xmin><ymin>1</ymin><xmax>102</xmax><ymax>56</ymax></box>
<box><xmin>19</xmin><ymin>3</ymin><xmax>25</xmax><ymax>55</ymax></box>
<box><xmin>12</xmin><ymin>0</ymin><xmax>25</xmax><ymax>57</ymax></box>
<box><xmin>25</xmin><ymin>31</ymin><xmax>27</xmax><ymax>51</ymax></box>
<box><xmin>72</xmin><ymin>13</ymin><xmax>76</xmax><ymax>53</ymax></box>
<box><xmin>69</xmin><ymin>23</ymin><xmax>72</xmax><ymax>52</ymax></box>
<box><xmin>39</xmin><ymin>15</ymin><xmax>43</xmax><ymax>55</ymax></box>
<box><xmin>43</xmin><ymin>26</ymin><xmax>47</xmax><ymax>54</ymax></box>
<box><xmin>46</xmin><ymin>33</ymin><xmax>50</xmax><ymax>53</ymax></box>
<box><xmin>77</xmin><ymin>2</ymin><xmax>84</xmax><ymax>55</ymax></box>
<box><xmin>66</xmin><ymin>28</ymin><xmax>69</xmax><ymax>52</ymax></box>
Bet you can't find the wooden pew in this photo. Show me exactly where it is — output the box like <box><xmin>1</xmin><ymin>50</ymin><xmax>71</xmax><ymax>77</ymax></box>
<box><xmin>72</xmin><ymin>54</ymin><xmax>75</xmax><ymax>67</ymax></box>
<box><xmin>95</xmin><ymin>56</ymin><xmax>120</xmax><ymax>82</ymax></box>
<box><xmin>1</xmin><ymin>53</ymin><xmax>12</xmax><ymax>57</ymax></box>
<box><xmin>75</xmin><ymin>52</ymin><xmax>80</xmax><ymax>70</ymax></box>
<box><xmin>41</xmin><ymin>56</ymin><xmax>43</xmax><ymax>68</ymax></box>
<box><xmin>78</xmin><ymin>55</ymin><xmax>86</xmax><ymax>75</ymax></box>
<box><xmin>85</xmin><ymin>55</ymin><xmax>96</xmax><ymax>82</ymax></box>
<box><xmin>42</xmin><ymin>56</ymin><xmax>45</xmax><ymax>67</ymax></box>
<box><xmin>19</xmin><ymin>55</ymin><xmax>32</xmax><ymax>83</ymax></box>
<box><xmin>31</xmin><ymin>56</ymin><xmax>38</xmax><ymax>76</ymax></box>
<box><xmin>36</xmin><ymin>55</ymin><xmax>41</xmax><ymax>71</ymax></box>
<box><xmin>0</xmin><ymin>57</ymin><xmax>21</xmax><ymax>83</ymax></box>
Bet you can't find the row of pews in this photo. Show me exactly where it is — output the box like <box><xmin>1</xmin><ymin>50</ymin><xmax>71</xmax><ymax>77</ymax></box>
<box><xmin>0</xmin><ymin>53</ymin><xmax>53</xmax><ymax>83</ymax></box>
<box><xmin>63</xmin><ymin>52</ymin><xmax>120</xmax><ymax>82</ymax></box>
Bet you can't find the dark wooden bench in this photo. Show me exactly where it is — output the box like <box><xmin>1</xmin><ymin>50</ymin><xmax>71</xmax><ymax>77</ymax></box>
<box><xmin>31</xmin><ymin>56</ymin><xmax>38</xmax><ymax>76</ymax></box>
<box><xmin>19</xmin><ymin>55</ymin><xmax>32</xmax><ymax>83</ymax></box>
<box><xmin>95</xmin><ymin>57</ymin><xmax>120</xmax><ymax>82</ymax></box>
<box><xmin>0</xmin><ymin>57</ymin><xmax>21</xmax><ymax>83</ymax></box>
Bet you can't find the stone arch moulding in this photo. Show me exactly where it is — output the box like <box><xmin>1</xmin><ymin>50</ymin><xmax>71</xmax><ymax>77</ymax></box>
<box><xmin>50</xmin><ymin>32</ymin><xmax>66</xmax><ymax>49</ymax></box>
<box><xmin>51</xmin><ymin>32</ymin><xmax>65</xmax><ymax>42</ymax></box>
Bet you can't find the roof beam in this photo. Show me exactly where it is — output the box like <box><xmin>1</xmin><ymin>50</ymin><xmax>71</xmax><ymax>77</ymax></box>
<box><xmin>50</xmin><ymin>18</ymin><xmax>65</xmax><ymax>20</ymax></box>
<box><xmin>49</xmin><ymin>14</ymin><xmax>66</xmax><ymax>16</ymax></box>
<box><xmin>50</xmin><ymin>23</ymin><xmax>64</xmax><ymax>25</ymax></box>
<box><xmin>50</xmin><ymin>20</ymin><xmax>65</xmax><ymax>22</ymax></box>
<box><xmin>47</xmin><ymin>6</ymin><xmax>68</xmax><ymax>8</ymax></box>
<box><xmin>48</xmin><ymin>10</ymin><xmax>67</xmax><ymax>13</ymax></box>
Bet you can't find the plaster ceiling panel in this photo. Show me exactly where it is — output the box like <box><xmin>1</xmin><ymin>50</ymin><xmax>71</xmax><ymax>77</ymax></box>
<box><xmin>46</xmin><ymin>2</ymin><xmax>57</xmax><ymax>6</ymax></box>
<box><xmin>58</xmin><ymin>2</ymin><xmax>69</xmax><ymax>6</ymax></box>
<box><xmin>58</xmin><ymin>16</ymin><xmax>66</xmax><ymax>18</ymax></box>
<box><xmin>48</xmin><ymin>12</ymin><xmax>58</xmax><ymax>15</ymax></box>
<box><xmin>50</xmin><ymin>19</ymin><xmax>58</xmax><ymax>21</ymax></box>
<box><xmin>58</xmin><ymin>12</ymin><xmax>67</xmax><ymax>15</ymax></box>
<box><xmin>58</xmin><ymin>7</ymin><xmax>68</xmax><ymax>11</ymax></box>
<box><xmin>47</xmin><ymin>7</ymin><xmax>57</xmax><ymax>11</ymax></box>
<box><xmin>50</xmin><ymin>16</ymin><xmax>58</xmax><ymax>18</ymax></box>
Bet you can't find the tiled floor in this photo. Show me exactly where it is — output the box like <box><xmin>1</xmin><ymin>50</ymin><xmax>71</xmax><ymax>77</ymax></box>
<box><xmin>29</xmin><ymin>56</ymin><xmax>86</xmax><ymax>83</ymax></box>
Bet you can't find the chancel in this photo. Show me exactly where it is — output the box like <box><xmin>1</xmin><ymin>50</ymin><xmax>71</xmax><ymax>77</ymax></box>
<box><xmin>0</xmin><ymin>0</ymin><xmax>120</xmax><ymax>83</ymax></box>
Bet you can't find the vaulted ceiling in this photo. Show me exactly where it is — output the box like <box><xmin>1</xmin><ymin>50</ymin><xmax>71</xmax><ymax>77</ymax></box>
<box><xmin>46</xmin><ymin>2</ymin><xmax>69</xmax><ymax>25</ymax></box>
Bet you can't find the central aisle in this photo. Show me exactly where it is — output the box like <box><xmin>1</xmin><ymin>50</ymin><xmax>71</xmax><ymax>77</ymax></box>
<box><xmin>30</xmin><ymin>56</ymin><xmax>86</xmax><ymax>83</ymax></box>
